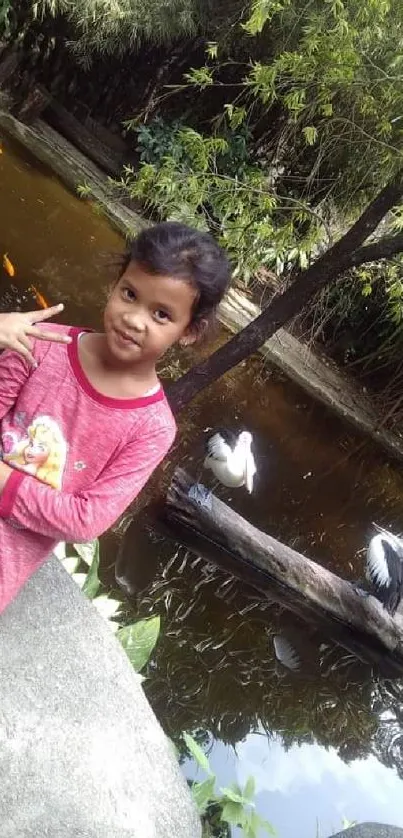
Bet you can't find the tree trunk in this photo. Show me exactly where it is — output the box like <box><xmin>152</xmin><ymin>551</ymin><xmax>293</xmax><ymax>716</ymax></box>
<box><xmin>160</xmin><ymin>468</ymin><xmax>403</xmax><ymax>678</ymax></box>
<box><xmin>168</xmin><ymin>174</ymin><xmax>403</xmax><ymax>412</ymax></box>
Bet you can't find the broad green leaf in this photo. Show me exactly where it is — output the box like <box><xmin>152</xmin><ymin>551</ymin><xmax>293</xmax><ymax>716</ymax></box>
<box><xmin>191</xmin><ymin>777</ymin><xmax>216</xmax><ymax>813</ymax></box>
<box><xmin>183</xmin><ymin>732</ymin><xmax>212</xmax><ymax>775</ymax></box>
<box><xmin>82</xmin><ymin>540</ymin><xmax>100</xmax><ymax>600</ymax></box>
<box><xmin>221</xmin><ymin>799</ymin><xmax>245</xmax><ymax>826</ymax></box>
<box><xmin>244</xmin><ymin>775</ymin><xmax>256</xmax><ymax>801</ymax></box>
<box><xmin>118</xmin><ymin>615</ymin><xmax>160</xmax><ymax>672</ymax></box>
<box><xmin>245</xmin><ymin>810</ymin><xmax>276</xmax><ymax>838</ymax></box>
<box><xmin>62</xmin><ymin>556</ymin><xmax>80</xmax><ymax>575</ymax></box>
<box><xmin>73</xmin><ymin>539</ymin><xmax>99</xmax><ymax>566</ymax></box>
<box><xmin>220</xmin><ymin>785</ymin><xmax>249</xmax><ymax>805</ymax></box>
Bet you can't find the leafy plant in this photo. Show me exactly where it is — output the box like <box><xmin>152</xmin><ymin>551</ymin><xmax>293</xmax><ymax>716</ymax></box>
<box><xmin>54</xmin><ymin>540</ymin><xmax>160</xmax><ymax>672</ymax></box>
<box><xmin>32</xmin><ymin>0</ymin><xmax>210</xmax><ymax>57</ymax></box>
<box><xmin>0</xmin><ymin>0</ymin><xmax>11</xmax><ymax>35</ymax></box>
<box><xmin>131</xmin><ymin>116</ymin><xmax>188</xmax><ymax>165</ymax></box>
<box><xmin>117</xmin><ymin>615</ymin><xmax>161</xmax><ymax>672</ymax></box>
<box><xmin>184</xmin><ymin>732</ymin><xmax>275</xmax><ymax>838</ymax></box>
<box><xmin>119</xmin><ymin>119</ymin><xmax>314</xmax><ymax>284</ymax></box>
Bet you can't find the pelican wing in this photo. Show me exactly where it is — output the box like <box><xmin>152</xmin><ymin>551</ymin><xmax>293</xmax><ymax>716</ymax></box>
<box><xmin>205</xmin><ymin>433</ymin><xmax>232</xmax><ymax>462</ymax></box>
<box><xmin>379</xmin><ymin>539</ymin><xmax>403</xmax><ymax>614</ymax></box>
<box><xmin>366</xmin><ymin>535</ymin><xmax>390</xmax><ymax>588</ymax></box>
<box><xmin>367</xmin><ymin>535</ymin><xmax>403</xmax><ymax>614</ymax></box>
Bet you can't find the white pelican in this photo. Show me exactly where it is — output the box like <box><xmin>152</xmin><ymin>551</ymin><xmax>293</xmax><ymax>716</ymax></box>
<box><xmin>366</xmin><ymin>523</ymin><xmax>403</xmax><ymax>616</ymax></box>
<box><xmin>204</xmin><ymin>429</ymin><xmax>256</xmax><ymax>493</ymax></box>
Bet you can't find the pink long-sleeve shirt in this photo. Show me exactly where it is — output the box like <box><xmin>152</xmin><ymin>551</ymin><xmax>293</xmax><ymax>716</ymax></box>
<box><xmin>0</xmin><ymin>323</ymin><xmax>176</xmax><ymax>612</ymax></box>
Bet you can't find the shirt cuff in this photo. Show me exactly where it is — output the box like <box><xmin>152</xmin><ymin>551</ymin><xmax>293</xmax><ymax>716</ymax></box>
<box><xmin>0</xmin><ymin>469</ymin><xmax>26</xmax><ymax>519</ymax></box>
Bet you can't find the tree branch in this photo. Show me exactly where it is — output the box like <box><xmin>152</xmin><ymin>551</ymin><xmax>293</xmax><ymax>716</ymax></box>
<box><xmin>334</xmin><ymin>169</ymin><xmax>403</xmax><ymax>253</ymax></box>
<box><xmin>349</xmin><ymin>233</ymin><xmax>403</xmax><ymax>268</ymax></box>
<box><xmin>168</xmin><ymin>174</ymin><xmax>403</xmax><ymax>412</ymax></box>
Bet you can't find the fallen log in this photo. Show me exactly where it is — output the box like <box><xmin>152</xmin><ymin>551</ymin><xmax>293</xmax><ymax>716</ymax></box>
<box><xmin>161</xmin><ymin>468</ymin><xmax>403</xmax><ymax>678</ymax></box>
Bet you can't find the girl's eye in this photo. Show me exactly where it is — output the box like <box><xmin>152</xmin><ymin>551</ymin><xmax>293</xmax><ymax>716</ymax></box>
<box><xmin>122</xmin><ymin>287</ymin><xmax>136</xmax><ymax>301</ymax></box>
<box><xmin>154</xmin><ymin>309</ymin><xmax>171</xmax><ymax>323</ymax></box>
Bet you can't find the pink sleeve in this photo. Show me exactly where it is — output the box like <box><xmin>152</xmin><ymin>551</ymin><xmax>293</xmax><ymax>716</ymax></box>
<box><xmin>0</xmin><ymin>349</ymin><xmax>30</xmax><ymax>420</ymax></box>
<box><xmin>0</xmin><ymin>423</ymin><xmax>176</xmax><ymax>542</ymax></box>
<box><xmin>0</xmin><ymin>329</ymin><xmax>57</xmax><ymax>419</ymax></box>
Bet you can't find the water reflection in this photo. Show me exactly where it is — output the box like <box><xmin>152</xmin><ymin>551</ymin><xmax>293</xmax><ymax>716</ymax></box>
<box><xmin>205</xmin><ymin>734</ymin><xmax>403</xmax><ymax>837</ymax></box>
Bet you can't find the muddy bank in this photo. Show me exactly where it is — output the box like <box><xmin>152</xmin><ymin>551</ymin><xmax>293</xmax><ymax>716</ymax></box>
<box><xmin>1</xmin><ymin>105</ymin><xmax>403</xmax><ymax>463</ymax></box>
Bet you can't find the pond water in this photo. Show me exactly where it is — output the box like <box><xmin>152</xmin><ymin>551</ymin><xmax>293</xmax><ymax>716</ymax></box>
<box><xmin>2</xmin><ymin>133</ymin><xmax>403</xmax><ymax>837</ymax></box>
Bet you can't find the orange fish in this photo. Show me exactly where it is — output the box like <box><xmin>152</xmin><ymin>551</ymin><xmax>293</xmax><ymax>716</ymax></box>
<box><xmin>3</xmin><ymin>253</ymin><xmax>15</xmax><ymax>277</ymax></box>
<box><xmin>29</xmin><ymin>285</ymin><xmax>49</xmax><ymax>309</ymax></box>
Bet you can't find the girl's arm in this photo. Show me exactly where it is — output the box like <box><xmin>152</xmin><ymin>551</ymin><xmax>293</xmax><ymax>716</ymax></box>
<box><xmin>0</xmin><ymin>423</ymin><xmax>176</xmax><ymax>543</ymax></box>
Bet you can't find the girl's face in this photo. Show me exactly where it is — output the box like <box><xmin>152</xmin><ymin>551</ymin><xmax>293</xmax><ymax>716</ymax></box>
<box><xmin>103</xmin><ymin>261</ymin><xmax>198</xmax><ymax>367</ymax></box>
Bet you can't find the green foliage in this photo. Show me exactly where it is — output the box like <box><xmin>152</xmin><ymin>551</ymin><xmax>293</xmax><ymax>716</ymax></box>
<box><xmin>80</xmin><ymin>539</ymin><xmax>101</xmax><ymax>599</ymax></box>
<box><xmin>306</xmin><ymin>258</ymin><xmax>403</xmax><ymax>386</ymax></box>
<box><xmin>31</xmin><ymin>0</ymin><xmax>209</xmax><ymax>56</ymax></box>
<box><xmin>184</xmin><ymin>733</ymin><xmax>275</xmax><ymax>837</ymax></box>
<box><xmin>242</xmin><ymin>0</ymin><xmax>291</xmax><ymax>36</ymax></box>
<box><xmin>117</xmin><ymin>0</ymin><xmax>403</xmax><ymax>285</ymax></box>
<box><xmin>55</xmin><ymin>540</ymin><xmax>161</xmax><ymax>671</ymax></box>
<box><xmin>117</xmin><ymin>615</ymin><xmax>161</xmax><ymax>672</ymax></box>
<box><xmin>119</xmin><ymin>117</ymin><xmax>317</xmax><ymax>283</ymax></box>
<box><xmin>132</xmin><ymin>116</ymin><xmax>188</xmax><ymax>165</ymax></box>
<box><xmin>0</xmin><ymin>0</ymin><xmax>11</xmax><ymax>35</ymax></box>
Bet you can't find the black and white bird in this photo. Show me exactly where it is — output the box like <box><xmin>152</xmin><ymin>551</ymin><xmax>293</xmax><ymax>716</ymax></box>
<box><xmin>365</xmin><ymin>523</ymin><xmax>403</xmax><ymax>616</ymax></box>
<box><xmin>204</xmin><ymin>429</ymin><xmax>256</xmax><ymax>493</ymax></box>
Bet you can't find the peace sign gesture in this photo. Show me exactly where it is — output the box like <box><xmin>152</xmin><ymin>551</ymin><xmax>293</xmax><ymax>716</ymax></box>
<box><xmin>0</xmin><ymin>304</ymin><xmax>71</xmax><ymax>367</ymax></box>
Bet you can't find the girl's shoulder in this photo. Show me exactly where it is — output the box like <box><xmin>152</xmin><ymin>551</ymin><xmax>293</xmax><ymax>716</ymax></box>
<box><xmin>145</xmin><ymin>390</ymin><xmax>177</xmax><ymax>440</ymax></box>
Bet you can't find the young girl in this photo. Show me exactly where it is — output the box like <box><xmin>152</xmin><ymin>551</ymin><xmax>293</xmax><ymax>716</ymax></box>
<box><xmin>0</xmin><ymin>222</ymin><xmax>230</xmax><ymax>612</ymax></box>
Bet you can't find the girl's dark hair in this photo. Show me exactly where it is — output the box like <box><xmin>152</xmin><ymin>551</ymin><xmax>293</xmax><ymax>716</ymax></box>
<box><xmin>119</xmin><ymin>222</ymin><xmax>231</xmax><ymax>330</ymax></box>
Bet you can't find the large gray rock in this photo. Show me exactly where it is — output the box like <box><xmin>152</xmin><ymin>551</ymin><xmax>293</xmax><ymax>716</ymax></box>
<box><xmin>331</xmin><ymin>825</ymin><xmax>403</xmax><ymax>838</ymax></box>
<box><xmin>0</xmin><ymin>558</ymin><xmax>201</xmax><ymax>838</ymax></box>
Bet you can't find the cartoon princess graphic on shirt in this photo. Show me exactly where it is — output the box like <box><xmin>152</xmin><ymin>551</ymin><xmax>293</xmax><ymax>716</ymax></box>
<box><xmin>2</xmin><ymin>415</ymin><xmax>67</xmax><ymax>490</ymax></box>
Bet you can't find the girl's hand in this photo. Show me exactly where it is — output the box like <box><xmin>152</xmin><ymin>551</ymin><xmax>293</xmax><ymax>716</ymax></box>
<box><xmin>0</xmin><ymin>304</ymin><xmax>71</xmax><ymax>367</ymax></box>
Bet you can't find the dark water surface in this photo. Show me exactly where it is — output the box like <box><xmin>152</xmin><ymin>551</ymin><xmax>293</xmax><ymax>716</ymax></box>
<box><xmin>1</xmin><ymin>134</ymin><xmax>403</xmax><ymax>837</ymax></box>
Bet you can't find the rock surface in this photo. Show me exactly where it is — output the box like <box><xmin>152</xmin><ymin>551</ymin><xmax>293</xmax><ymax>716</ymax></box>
<box><xmin>0</xmin><ymin>557</ymin><xmax>201</xmax><ymax>838</ymax></box>
<box><xmin>331</xmin><ymin>825</ymin><xmax>403</xmax><ymax>838</ymax></box>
